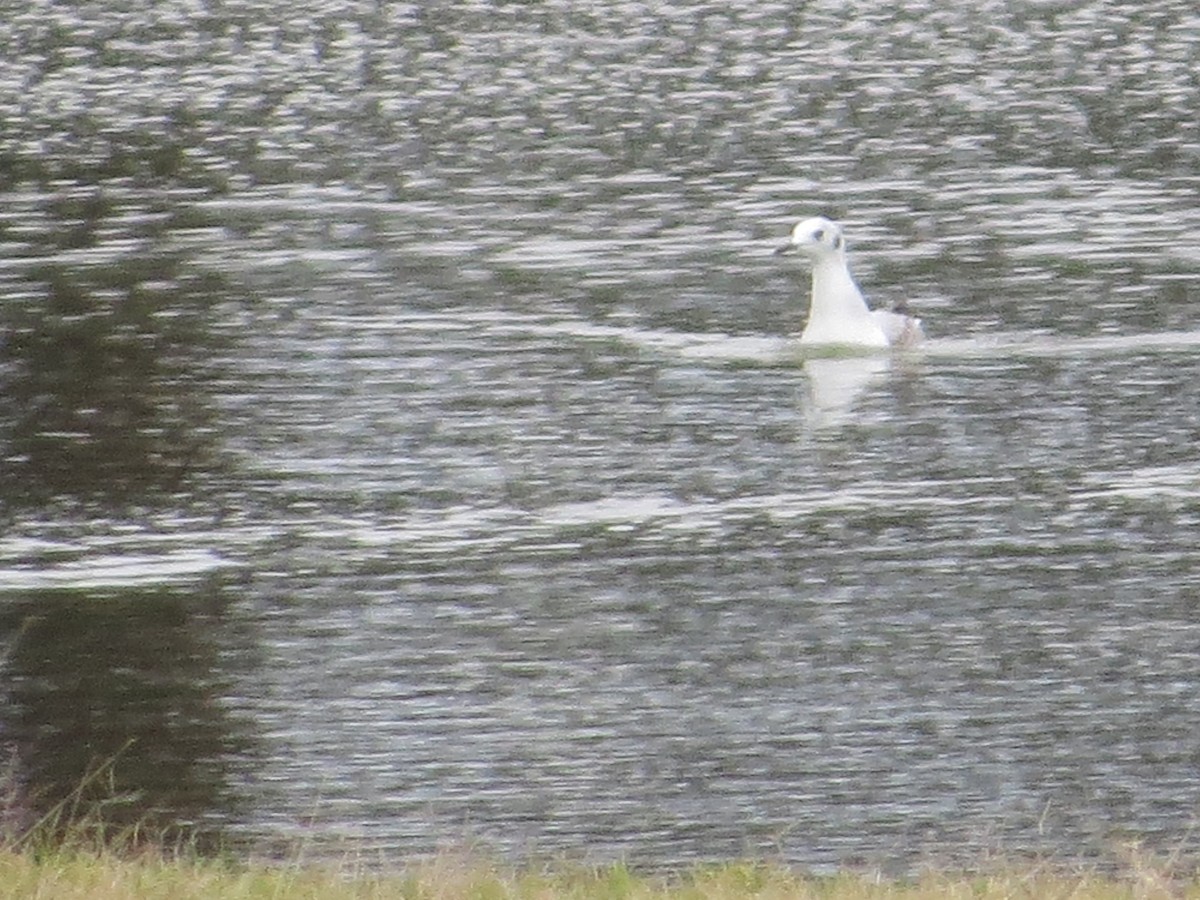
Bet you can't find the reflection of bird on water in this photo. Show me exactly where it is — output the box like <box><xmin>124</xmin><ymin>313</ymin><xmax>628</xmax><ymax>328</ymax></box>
<box><xmin>775</xmin><ymin>217</ymin><xmax>924</xmax><ymax>349</ymax></box>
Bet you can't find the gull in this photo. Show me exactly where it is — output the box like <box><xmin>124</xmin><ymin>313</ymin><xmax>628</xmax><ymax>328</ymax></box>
<box><xmin>775</xmin><ymin>216</ymin><xmax>924</xmax><ymax>349</ymax></box>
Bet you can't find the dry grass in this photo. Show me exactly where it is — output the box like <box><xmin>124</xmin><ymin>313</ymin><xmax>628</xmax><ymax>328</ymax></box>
<box><xmin>2</xmin><ymin>766</ymin><xmax>1196</xmax><ymax>900</ymax></box>
<box><xmin>0</xmin><ymin>847</ymin><xmax>1199</xmax><ymax>900</ymax></box>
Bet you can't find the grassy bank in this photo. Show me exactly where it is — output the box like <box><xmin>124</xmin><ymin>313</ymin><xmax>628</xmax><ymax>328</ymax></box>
<box><xmin>1</xmin><ymin>848</ymin><xmax>1197</xmax><ymax>900</ymax></box>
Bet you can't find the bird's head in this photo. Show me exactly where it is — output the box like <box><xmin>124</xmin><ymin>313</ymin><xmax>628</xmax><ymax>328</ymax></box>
<box><xmin>774</xmin><ymin>216</ymin><xmax>847</xmax><ymax>262</ymax></box>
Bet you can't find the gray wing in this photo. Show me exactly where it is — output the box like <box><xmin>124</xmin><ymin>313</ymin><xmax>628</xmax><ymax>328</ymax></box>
<box><xmin>871</xmin><ymin>308</ymin><xmax>925</xmax><ymax>347</ymax></box>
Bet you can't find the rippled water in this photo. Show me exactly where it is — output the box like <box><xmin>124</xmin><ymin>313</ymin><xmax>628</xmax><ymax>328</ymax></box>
<box><xmin>1</xmin><ymin>0</ymin><xmax>1199</xmax><ymax>874</ymax></box>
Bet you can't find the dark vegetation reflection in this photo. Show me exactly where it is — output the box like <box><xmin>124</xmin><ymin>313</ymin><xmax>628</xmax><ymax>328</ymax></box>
<box><xmin>0</xmin><ymin>39</ymin><xmax>246</xmax><ymax>843</ymax></box>
<box><xmin>0</xmin><ymin>587</ymin><xmax>254</xmax><ymax>849</ymax></box>
<box><xmin>0</xmin><ymin>185</ymin><xmax>226</xmax><ymax>509</ymax></box>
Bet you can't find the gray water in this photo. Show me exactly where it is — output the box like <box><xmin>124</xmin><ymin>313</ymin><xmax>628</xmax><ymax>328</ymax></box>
<box><xmin>2</xmin><ymin>0</ymin><xmax>1200</xmax><ymax>874</ymax></box>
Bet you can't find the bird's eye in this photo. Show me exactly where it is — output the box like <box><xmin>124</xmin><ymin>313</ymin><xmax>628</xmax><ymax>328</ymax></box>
<box><xmin>813</xmin><ymin>228</ymin><xmax>825</xmax><ymax>242</ymax></box>
<box><xmin>832</xmin><ymin>234</ymin><xmax>843</xmax><ymax>250</ymax></box>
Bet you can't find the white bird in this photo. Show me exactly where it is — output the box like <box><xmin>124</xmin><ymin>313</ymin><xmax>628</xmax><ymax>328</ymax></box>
<box><xmin>775</xmin><ymin>216</ymin><xmax>924</xmax><ymax>349</ymax></box>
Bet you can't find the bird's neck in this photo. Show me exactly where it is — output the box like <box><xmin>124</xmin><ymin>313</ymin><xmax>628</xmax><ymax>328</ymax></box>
<box><xmin>809</xmin><ymin>256</ymin><xmax>871</xmax><ymax>321</ymax></box>
<box><xmin>799</xmin><ymin>255</ymin><xmax>888</xmax><ymax>347</ymax></box>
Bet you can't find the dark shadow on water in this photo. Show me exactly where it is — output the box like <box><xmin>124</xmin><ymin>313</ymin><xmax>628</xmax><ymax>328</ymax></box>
<box><xmin>0</xmin><ymin>583</ymin><xmax>258</xmax><ymax>852</ymax></box>
<box><xmin>0</xmin><ymin>185</ymin><xmax>229</xmax><ymax>510</ymax></box>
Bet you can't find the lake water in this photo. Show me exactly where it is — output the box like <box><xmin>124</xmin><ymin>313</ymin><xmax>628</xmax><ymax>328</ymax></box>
<box><xmin>1</xmin><ymin>0</ymin><xmax>1199</xmax><ymax>875</ymax></box>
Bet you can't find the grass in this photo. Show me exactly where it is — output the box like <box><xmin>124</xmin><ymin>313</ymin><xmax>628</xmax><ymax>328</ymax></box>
<box><xmin>1</xmin><ymin>845</ymin><xmax>1199</xmax><ymax>900</ymax></box>
<box><xmin>3</xmin><ymin>762</ymin><xmax>1199</xmax><ymax>899</ymax></box>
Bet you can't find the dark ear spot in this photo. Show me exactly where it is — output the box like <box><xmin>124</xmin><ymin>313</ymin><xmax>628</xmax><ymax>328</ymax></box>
<box><xmin>813</xmin><ymin>227</ymin><xmax>825</xmax><ymax>242</ymax></box>
<box><xmin>832</xmin><ymin>233</ymin><xmax>843</xmax><ymax>250</ymax></box>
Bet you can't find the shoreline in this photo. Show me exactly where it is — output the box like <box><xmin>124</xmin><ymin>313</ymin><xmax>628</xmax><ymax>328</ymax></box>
<box><xmin>1</xmin><ymin>845</ymin><xmax>1193</xmax><ymax>900</ymax></box>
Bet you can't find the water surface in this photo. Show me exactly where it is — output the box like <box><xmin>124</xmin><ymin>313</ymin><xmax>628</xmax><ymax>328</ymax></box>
<box><xmin>1</xmin><ymin>0</ymin><xmax>1199</xmax><ymax>874</ymax></box>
